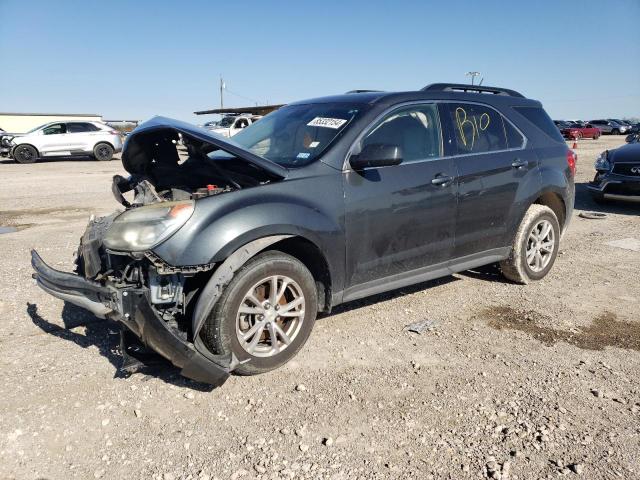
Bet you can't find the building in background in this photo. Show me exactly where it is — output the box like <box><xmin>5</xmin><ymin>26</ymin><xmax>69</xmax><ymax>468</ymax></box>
<box><xmin>0</xmin><ymin>112</ymin><xmax>103</xmax><ymax>133</ymax></box>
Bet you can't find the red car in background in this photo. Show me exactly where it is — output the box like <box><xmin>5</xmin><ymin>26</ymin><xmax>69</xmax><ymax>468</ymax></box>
<box><xmin>560</xmin><ymin>122</ymin><xmax>601</xmax><ymax>140</ymax></box>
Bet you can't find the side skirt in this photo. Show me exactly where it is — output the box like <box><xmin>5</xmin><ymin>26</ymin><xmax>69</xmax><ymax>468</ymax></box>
<box><xmin>338</xmin><ymin>247</ymin><xmax>511</xmax><ymax>304</ymax></box>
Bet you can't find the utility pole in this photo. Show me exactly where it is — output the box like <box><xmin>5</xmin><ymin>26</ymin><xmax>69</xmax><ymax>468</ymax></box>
<box><xmin>466</xmin><ymin>71</ymin><xmax>481</xmax><ymax>86</ymax></box>
<box><xmin>220</xmin><ymin>76</ymin><xmax>225</xmax><ymax>109</ymax></box>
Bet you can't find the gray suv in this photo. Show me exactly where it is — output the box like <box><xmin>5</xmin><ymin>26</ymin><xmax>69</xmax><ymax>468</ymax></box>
<box><xmin>589</xmin><ymin>119</ymin><xmax>629</xmax><ymax>135</ymax></box>
<box><xmin>32</xmin><ymin>83</ymin><xmax>575</xmax><ymax>387</ymax></box>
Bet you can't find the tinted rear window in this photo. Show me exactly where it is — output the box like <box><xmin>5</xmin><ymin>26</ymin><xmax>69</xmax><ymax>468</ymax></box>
<box><xmin>443</xmin><ymin>103</ymin><xmax>509</xmax><ymax>154</ymax></box>
<box><xmin>514</xmin><ymin>106</ymin><xmax>564</xmax><ymax>142</ymax></box>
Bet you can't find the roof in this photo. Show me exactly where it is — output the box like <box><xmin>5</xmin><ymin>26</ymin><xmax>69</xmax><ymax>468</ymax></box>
<box><xmin>195</xmin><ymin>84</ymin><xmax>538</xmax><ymax>116</ymax></box>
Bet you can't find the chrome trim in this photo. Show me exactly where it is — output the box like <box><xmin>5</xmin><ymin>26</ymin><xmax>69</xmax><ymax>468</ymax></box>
<box><xmin>342</xmin><ymin>100</ymin><xmax>528</xmax><ymax>172</ymax></box>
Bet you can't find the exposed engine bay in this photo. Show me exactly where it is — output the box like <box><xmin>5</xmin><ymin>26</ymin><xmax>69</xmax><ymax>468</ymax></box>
<box><xmin>111</xmin><ymin>128</ymin><xmax>279</xmax><ymax>207</ymax></box>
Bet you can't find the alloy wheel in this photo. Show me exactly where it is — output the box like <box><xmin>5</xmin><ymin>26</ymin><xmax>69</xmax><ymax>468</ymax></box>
<box><xmin>526</xmin><ymin>219</ymin><xmax>555</xmax><ymax>272</ymax></box>
<box><xmin>236</xmin><ymin>275</ymin><xmax>305</xmax><ymax>357</ymax></box>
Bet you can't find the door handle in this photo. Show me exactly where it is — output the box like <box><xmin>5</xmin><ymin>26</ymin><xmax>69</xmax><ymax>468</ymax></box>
<box><xmin>431</xmin><ymin>174</ymin><xmax>453</xmax><ymax>186</ymax></box>
<box><xmin>511</xmin><ymin>159</ymin><xmax>528</xmax><ymax>169</ymax></box>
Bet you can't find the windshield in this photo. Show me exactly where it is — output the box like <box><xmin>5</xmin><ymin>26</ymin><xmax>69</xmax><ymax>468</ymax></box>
<box><xmin>221</xmin><ymin>103</ymin><xmax>364</xmax><ymax>167</ymax></box>
<box><xmin>218</xmin><ymin>116</ymin><xmax>236</xmax><ymax>127</ymax></box>
<box><xmin>26</xmin><ymin>123</ymin><xmax>49</xmax><ymax>134</ymax></box>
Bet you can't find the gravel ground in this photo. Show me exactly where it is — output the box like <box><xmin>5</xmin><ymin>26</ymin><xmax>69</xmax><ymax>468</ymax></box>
<box><xmin>0</xmin><ymin>136</ymin><xmax>639</xmax><ymax>480</ymax></box>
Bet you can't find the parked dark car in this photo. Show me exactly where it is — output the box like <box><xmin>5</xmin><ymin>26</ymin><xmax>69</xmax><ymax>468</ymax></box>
<box><xmin>589</xmin><ymin>142</ymin><xmax>640</xmax><ymax>202</ymax></box>
<box><xmin>31</xmin><ymin>83</ymin><xmax>575</xmax><ymax>386</ymax></box>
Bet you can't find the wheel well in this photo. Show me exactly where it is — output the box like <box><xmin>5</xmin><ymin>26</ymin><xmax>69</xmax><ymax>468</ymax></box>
<box><xmin>13</xmin><ymin>143</ymin><xmax>40</xmax><ymax>156</ymax></box>
<box><xmin>94</xmin><ymin>141</ymin><xmax>115</xmax><ymax>151</ymax></box>
<box><xmin>535</xmin><ymin>192</ymin><xmax>566</xmax><ymax>229</ymax></box>
<box><xmin>266</xmin><ymin>237</ymin><xmax>332</xmax><ymax>313</ymax></box>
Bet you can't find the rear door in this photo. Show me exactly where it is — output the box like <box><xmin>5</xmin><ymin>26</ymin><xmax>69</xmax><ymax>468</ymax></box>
<box><xmin>66</xmin><ymin>122</ymin><xmax>96</xmax><ymax>151</ymax></box>
<box><xmin>343</xmin><ymin>103</ymin><xmax>456</xmax><ymax>297</ymax></box>
<box><xmin>439</xmin><ymin>102</ymin><xmax>533</xmax><ymax>258</ymax></box>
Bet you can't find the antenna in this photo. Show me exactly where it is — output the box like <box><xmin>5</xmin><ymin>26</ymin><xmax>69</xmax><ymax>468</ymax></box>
<box><xmin>465</xmin><ymin>71</ymin><xmax>481</xmax><ymax>86</ymax></box>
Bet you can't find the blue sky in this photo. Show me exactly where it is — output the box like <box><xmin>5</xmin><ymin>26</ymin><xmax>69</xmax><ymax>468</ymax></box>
<box><xmin>0</xmin><ymin>0</ymin><xmax>638</xmax><ymax>122</ymax></box>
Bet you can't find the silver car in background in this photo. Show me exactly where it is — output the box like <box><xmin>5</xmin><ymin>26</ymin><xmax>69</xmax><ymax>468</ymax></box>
<box><xmin>9</xmin><ymin>121</ymin><xmax>123</xmax><ymax>163</ymax></box>
<box><xmin>589</xmin><ymin>119</ymin><xmax>630</xmax><ymax>135</ymax></box>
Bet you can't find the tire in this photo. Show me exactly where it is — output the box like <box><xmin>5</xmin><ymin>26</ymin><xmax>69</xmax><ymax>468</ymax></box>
<box><xmin>202</xmin><ymin>251</ymin><xmax>318</xmax><ymax>376</ymax></box>
<box><xmin>593</xmin><ymin>133</ymin><xmax>600</xmax><ymax>140</ymax></box>
<box><xmin>13</xmin><ymin>145</ymin><xmax>38</xmax><ymax>164</ymax></box>
<box><xmin>500</xmin><ymin>204</ymin><xmax>560</xmax><ymax>284</ymax></box>
<box><xmin>611</xmin><ymin>129</ymin><xmax>620</xmax><ymax>135</ymax></box>
<box><xmin>93</xmin><ymin>142</ymin><xmax>114</xmax><ymax>161</ymax></box>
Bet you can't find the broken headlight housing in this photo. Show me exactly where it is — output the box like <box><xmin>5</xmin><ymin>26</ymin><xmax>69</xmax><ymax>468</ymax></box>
<box><xmin>103</xmin><ymin>201</ymin><xmax>194</xmax><ymax>252</ymax></box>
<box><xmin>594</xmin><ymin>151</ymin><xmax>610</xmax><ymax>172</ymax></box>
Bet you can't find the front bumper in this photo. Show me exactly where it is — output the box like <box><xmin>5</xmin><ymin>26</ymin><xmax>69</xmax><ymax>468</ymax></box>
<box><xmin>31</xmin><ymin>250</ymin><xmax>231</xmax><ymax>386</ymax></box>
<box><xmin>587</xmin><ymin>172</ymin><xmax>640</xmax><ymax>201</ymax></box>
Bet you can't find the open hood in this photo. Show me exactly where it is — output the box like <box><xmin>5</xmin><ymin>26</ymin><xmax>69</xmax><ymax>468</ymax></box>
<box><xmin>121</xmin><ymin>116</ymin><xmax>288</xmax><ymax>179</ymax></box>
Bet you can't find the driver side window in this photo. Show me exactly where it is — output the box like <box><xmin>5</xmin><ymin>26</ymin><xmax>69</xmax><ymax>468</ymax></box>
<box><xmin>42</xmin><ymin>123</ymin><xmax>67</xmax><ymax>135</ymax></box>
<box><xmin>361</xmin><ymin>104</ymin><xmax>441</xmax><ymax>163</ymax></box>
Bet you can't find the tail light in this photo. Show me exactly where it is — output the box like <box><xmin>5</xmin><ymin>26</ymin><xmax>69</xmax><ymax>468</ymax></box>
<box><xmin>566</xmin><ymin>150</ymin><xmax>576</xmax><ymax>176</ymax></box>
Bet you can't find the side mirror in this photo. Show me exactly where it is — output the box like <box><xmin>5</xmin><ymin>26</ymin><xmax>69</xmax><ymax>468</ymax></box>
<box><xmin>350</xmin><ymin>143</ymin><xmax>403</xmax><ymax>170</ymax></box>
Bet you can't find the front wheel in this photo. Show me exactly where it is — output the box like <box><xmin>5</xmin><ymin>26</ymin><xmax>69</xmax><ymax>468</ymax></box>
<box><xmin>500</xmin><ymin>204</ymin><xmax>560</xmax><ymax>284</ymax></box>
<box><xmin>13</xmin><ymin>145</ymin><xmax>38</xmax><ymax>164</ymax></box>
<box><xmin>93</xmin><ymin>142</ymin><xmax>114</xmax><ymax>161</ymax></box>
<box><xmin>202</xmin><ymin>251</ymin><xmax>318</xmax><ymax>376</ymax></box>
<box><xmin>611</xmin><ymin>129</ymin><xmax>620</xmax><ymax>135</ymax></box>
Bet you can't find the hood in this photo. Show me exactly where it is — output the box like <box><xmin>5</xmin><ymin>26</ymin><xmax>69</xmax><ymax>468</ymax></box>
<box><xmin>609</xmin><ymin>143</ymin><xmax>640</xmax><ymax>164</ymax></box>
<box><xmin>121</xmin><ymin>116</ymin><xmax>288</xmax><ymax>179</ymax></box>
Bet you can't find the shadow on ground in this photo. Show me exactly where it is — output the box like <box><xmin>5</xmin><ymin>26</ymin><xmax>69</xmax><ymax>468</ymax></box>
<box><xmin>27</xmin><ymin>302</ymin><xmax>214</xmax><ymax>391</ymax></box>
<box><xmin>328</xmin><ymin>275</ymin><xmax>460</xmax><ymax>316</ymax></box>
<box><xmin>575</xmin><ymin>182</ymin><xmax>640</xmax><ymax>216</ymax></box>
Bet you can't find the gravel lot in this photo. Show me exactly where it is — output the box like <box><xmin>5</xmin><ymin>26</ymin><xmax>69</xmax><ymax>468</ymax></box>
<box><xmin>0</xmin><ymin>136</ymin><xmax>638</xmax><ymax>480</ymax></box>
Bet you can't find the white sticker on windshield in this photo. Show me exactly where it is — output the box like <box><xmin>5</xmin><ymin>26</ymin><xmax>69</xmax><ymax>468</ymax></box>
<box><xmin>307</xmin><ymin>117</ymin><xmax>347</xmax><ymax>129</ymax></box>
<box><xmin>309</xmin><ymin>141</ymin><xmax>320</xmax><ymax>148</ymax></box>
<box><xmin>297</xmin><ymin>152</ymin><xmax>311</xmax><ymax>159</ymax></box>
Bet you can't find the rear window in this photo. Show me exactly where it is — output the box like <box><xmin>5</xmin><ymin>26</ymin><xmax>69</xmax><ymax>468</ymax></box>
<box><xmin>67</xmin><ymin>122</ymin><xmax>98</xmax><ymax>133</ymax></box>
<box><xmin>443</xmin><ymin>103</ymin><xmax>509</xmax><ymax>154</ymax></box>
<box><xmin>514</xmin><ymin>106</ymin><xmax>564</xmax><ymax>142</ymax></box>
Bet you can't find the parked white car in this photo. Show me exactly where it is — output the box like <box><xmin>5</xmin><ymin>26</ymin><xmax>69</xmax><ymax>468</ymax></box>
<box><xmin>209</xmin><ymin>114</ymin><xmax>261</xmax><ymax>137</ymax></box>
<box><xmin>10</xmin><ymin>121</ymin><xmax>123</xmax><ymax>163</ymax></box>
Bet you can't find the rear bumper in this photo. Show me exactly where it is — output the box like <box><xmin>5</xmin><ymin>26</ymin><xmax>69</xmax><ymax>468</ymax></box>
<box><xmin>31</xmin><ymin>250</ymin><xmax>231</xmax><ymax>386</ymax></box>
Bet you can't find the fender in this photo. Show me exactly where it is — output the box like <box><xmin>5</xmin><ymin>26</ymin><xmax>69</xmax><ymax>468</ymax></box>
<box><xmin>152</xmin><ymin>176</ymin><xmax>345</xmax><ymax>287</ymax></box>
<box><xmin>191</xmin><ymin>235</ymin><xmax>292</xmax><ymax>338</ymax></box>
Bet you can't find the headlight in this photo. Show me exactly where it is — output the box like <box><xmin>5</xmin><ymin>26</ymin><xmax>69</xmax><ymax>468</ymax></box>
<box><xmin>103</xmin><ymin>201</ymin><xmax>194</xmax><ymax>251</ymax></box>
<box><xmin>594</xmin><ymin>152</ymin><xmax>610</xmax><ymax>172</ymax></box>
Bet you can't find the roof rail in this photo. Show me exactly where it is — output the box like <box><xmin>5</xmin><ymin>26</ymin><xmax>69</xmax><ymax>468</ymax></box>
<box><xmin>345</xmin><ymin>89</ymin><xmax>384</xmax><ymax>94</ymax></box>
<box><xmin>421</xmin><ymin>83</ymin><xmax>525</xmax><ymax>98</ymax></box>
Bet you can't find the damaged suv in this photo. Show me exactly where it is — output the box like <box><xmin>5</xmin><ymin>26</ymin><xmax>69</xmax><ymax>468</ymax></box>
<box><xmin>32</xmin><ymin>83</ymin><xmax>575</xmax><ymax>387</ymax></box>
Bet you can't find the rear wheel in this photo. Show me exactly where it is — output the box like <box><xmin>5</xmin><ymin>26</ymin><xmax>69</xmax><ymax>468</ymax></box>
<box><xmin>611</xmin><ymin>129</ymin><xmax>620</xmax><ymax>135</ymax></box>
<box><xmin>13</xmin><ymin>145</ymin><xmax>38</xmax><ymax>164</ymax></box>
<box><xmin>93</xmin><ymin>142</ymin><xmax>114</xmax><ymax>161</ymax></box>
<box><xmin>202</xmin><ymin>251</ymin><xmax>318</xmax><ymax>376</ymax></box>
<box><xmin>500</xmin><ymin>204</ymin><xmax>560</xmax><ymax>284</ymax></box>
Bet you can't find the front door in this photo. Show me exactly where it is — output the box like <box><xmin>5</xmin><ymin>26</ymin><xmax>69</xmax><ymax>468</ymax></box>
<box><xmin>40</xmin><ymin>123</ymin><xmax>70</xmax><ymax>155</ymax></box>
<box><xmin>343</xmin><ymin>103</ymin><xmax>456</xmax><ymax>300</ymax></box>
<box><xmin>438</xmin><ymin>102</ymin><xmax>534</xmax><ymax>258</ymax></box>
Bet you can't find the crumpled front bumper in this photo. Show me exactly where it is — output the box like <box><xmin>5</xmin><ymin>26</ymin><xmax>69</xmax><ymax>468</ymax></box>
<box><xmin>31</xmin><ymin>250</ymin><xmax>231</xmax><ymax>387</ymax></box>
<box><xmin>588</xmin><ymin>172</ymin><xmax>640</xmax><ymax>201</ymax></box>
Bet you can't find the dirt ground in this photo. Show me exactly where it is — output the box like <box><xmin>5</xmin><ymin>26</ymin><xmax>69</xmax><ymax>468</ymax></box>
<box><xmin>0</xmin><ymin>136</ymin><xmax>638</xmax><ymax>480</ymax></box>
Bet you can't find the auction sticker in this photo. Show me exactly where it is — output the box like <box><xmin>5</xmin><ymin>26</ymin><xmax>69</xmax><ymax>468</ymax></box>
<box><xmin>307</xmin><ymin>117</ymin><xmax>347</xmax><ymax>129</ymax></box>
